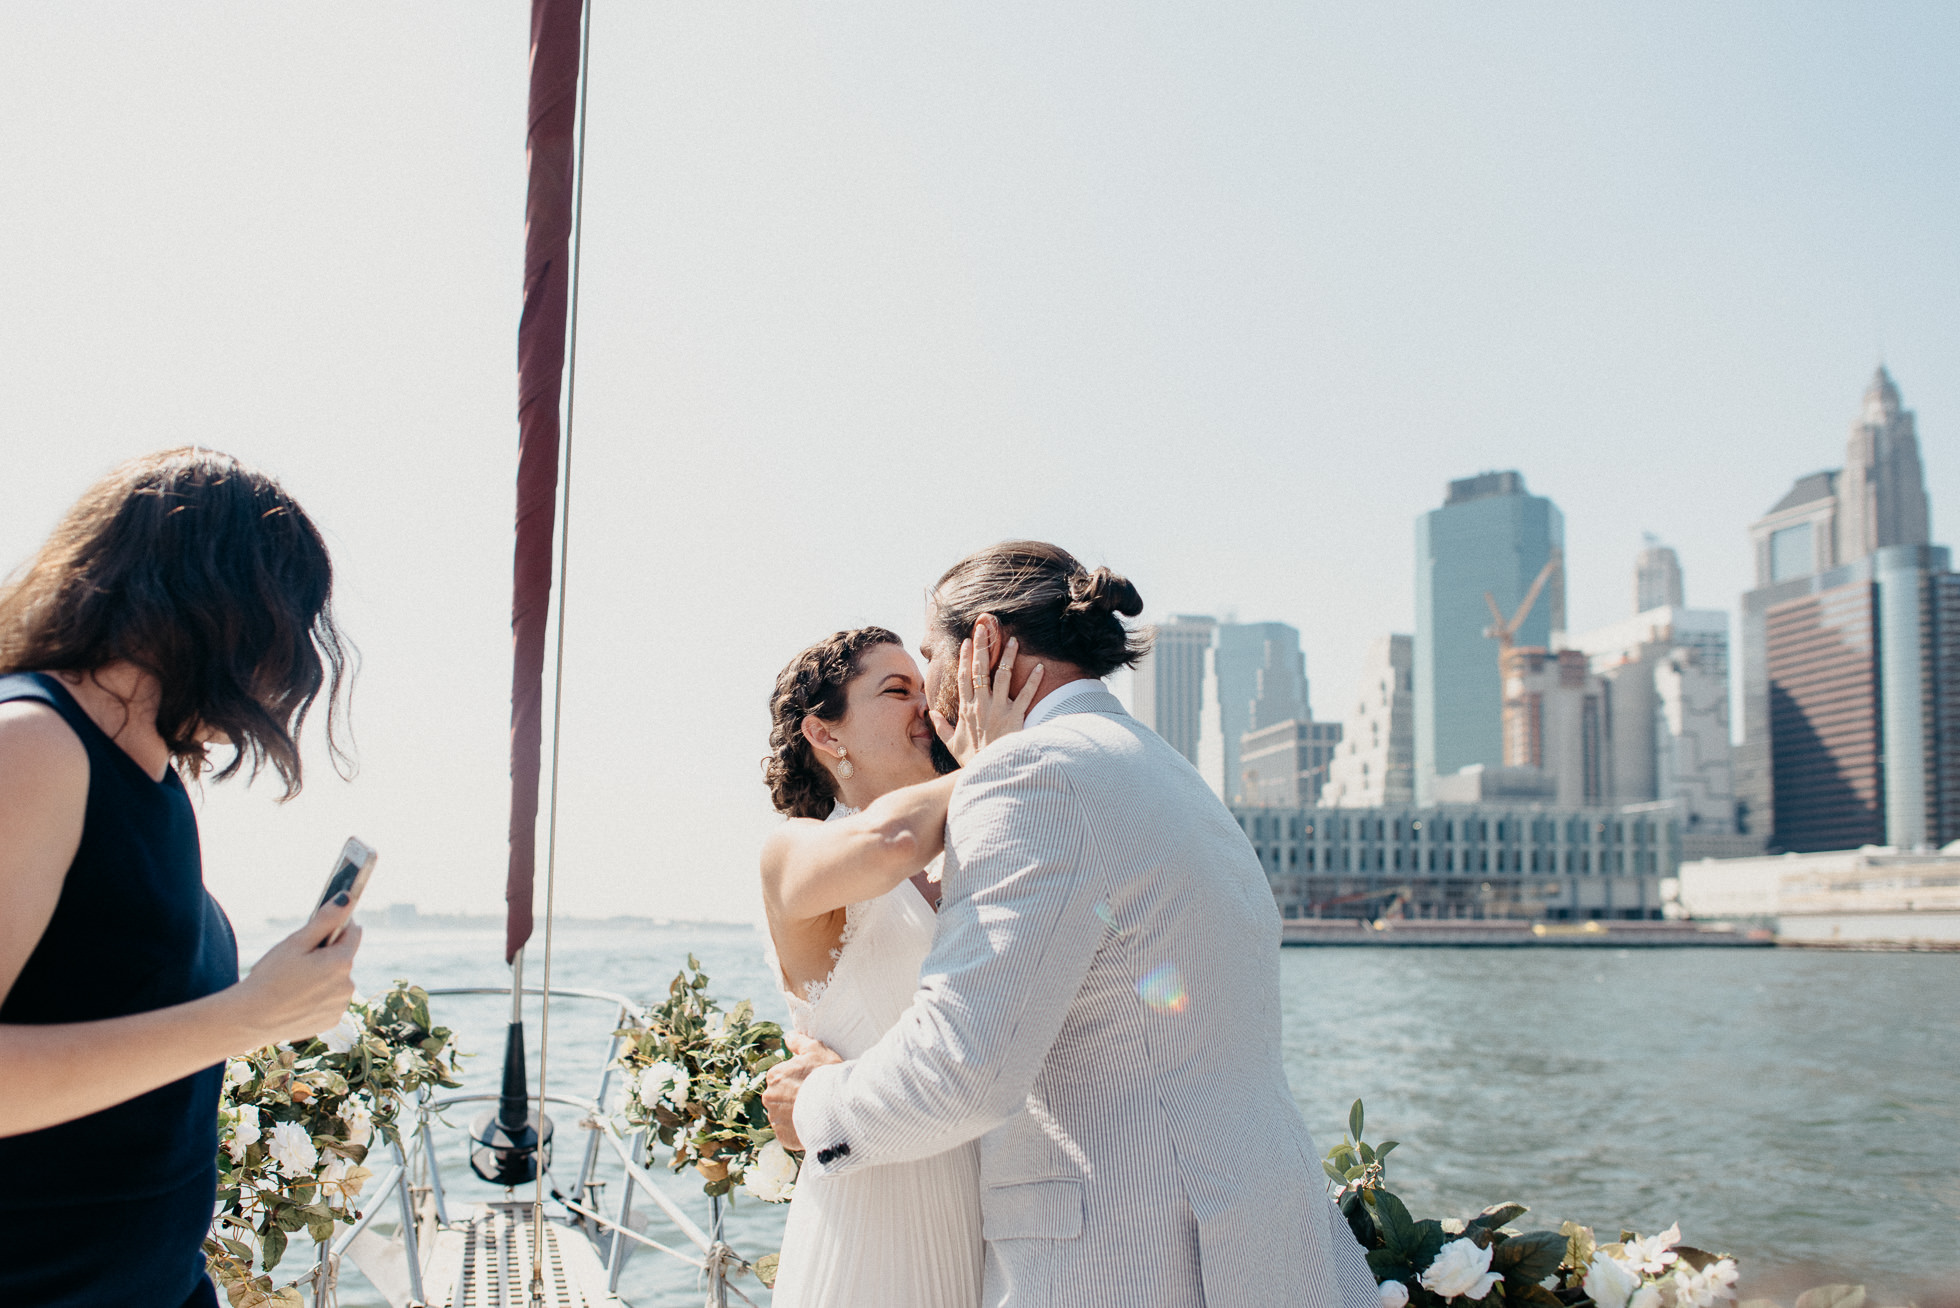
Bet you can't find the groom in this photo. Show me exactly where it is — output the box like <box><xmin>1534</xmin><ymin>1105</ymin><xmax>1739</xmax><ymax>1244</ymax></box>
<box><xmin>764</xmin><ymin>541</ymin><xmax>1378</xmax><ymax>1308</ymax></box>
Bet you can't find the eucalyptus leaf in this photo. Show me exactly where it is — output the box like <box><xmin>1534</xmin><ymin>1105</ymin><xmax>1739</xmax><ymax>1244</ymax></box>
<box><xmin>755</xmin><ymin>1253</ymin><xmax>781</xmax><ymax>1289</ymax></box>
<box><xmin>1349</xmin><ymin>1099</ymin><xmax>1365</xmax><ymax>1141</ymax></box>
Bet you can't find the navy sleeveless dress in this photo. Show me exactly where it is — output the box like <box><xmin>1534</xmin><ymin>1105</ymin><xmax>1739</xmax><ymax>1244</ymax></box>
<box><xmin>0</xmin><ymin>673</ymin><xmax>238</xmax><ymax>1308</ymax></box>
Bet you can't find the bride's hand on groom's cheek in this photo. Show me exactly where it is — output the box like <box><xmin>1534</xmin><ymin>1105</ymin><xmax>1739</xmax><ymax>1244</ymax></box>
<box><xmin>930</xmin><ymin>621</ymin><xmax>1045</xmax><ymax>767</ymax></box>
<box><xmin>763</xmin><ymin>1033</ymin><xmax>843</xmax><ymax>1152</ymax></box>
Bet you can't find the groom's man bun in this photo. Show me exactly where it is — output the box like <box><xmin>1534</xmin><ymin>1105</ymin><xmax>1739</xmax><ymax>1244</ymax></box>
<box><xmin>932</xmin><ymin>541</ymin><xmax>1147</xmax><ymax>679</ymax></box>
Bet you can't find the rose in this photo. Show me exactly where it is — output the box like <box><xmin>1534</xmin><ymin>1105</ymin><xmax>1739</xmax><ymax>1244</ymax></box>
<box><xmin>1584</xmin><ymin>1251</ymin><xmax>1643</xmax><ymax>1308</ymax></box>
<box><xmin>1378</xmin><ymin>1281</ymin><xmax>1410</xmax><ymax>1308</ymax></box>
<box><xmin>1419</xmin><ymin>1238</ymin><xmax>1501</xmax><ymax>1302</ymax></box>
<box><xmin>1629</xmin><ymin>1287</ymin><xmax>1663</xmax><ymax>1308</ymax></box>
<box><xmin>267</xmin><ymin>1120</ymin><xmax>319</xmax><ymax>1177</ymax></box>
<box><xmin>225</xmin><ymin>1060</ymin><xmax>254</xmax><ymax>1087</ymax></box>
<box><xmin>319</xmin><ymin>1012</ymin><xmax>364</xmax><ymax>1055</ymax></box>
<box><xmin>637</xmin><ymin>1060</ymin><xmax>689</xmax><ymax>1109</ymax></box>
<box><xmin>741</xmin><ymin>1139</ymin><xmax>799</xmax><ymax>1203</ymax></box>
<box><xmin>227</xmin><ymin>1104</ymin><xmax>262</xmax><ymax>1162</ymax></box>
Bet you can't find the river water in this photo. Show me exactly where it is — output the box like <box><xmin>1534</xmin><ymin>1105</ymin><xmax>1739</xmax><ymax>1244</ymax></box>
<box><xmin>231</xmin><ymin>921</ymin><xmax>1959</xmax><ymax>1306</ymax></box>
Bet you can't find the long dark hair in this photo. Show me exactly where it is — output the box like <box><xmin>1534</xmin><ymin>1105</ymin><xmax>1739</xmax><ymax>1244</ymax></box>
<box><xmin>0</xmin><ymin>448</ymin><xmax>352</xmax><ymax>797</ymax></box>
<box><xmin>931</xmin><ymin>540</ymin><xmax>1147</xmax><ymax>678</ymax></box>
<box><xmin>763</xmin><ymin>627</ymin><xmax>903</xmax><ymax>819</ymax></box>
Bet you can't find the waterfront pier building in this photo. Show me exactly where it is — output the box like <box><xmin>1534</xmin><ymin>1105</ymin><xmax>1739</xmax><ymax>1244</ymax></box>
<box><xmin>1233</xmin><ymin>800</ymin><xmax>1673</xmax><ymax>922</ymax></box>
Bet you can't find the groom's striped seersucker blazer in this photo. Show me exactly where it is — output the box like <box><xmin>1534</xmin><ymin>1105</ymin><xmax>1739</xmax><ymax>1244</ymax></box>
<box><xmin>792</xmin><ymin>689</ymin><xmax>1380</xmax><ymax>1308</ymax></box>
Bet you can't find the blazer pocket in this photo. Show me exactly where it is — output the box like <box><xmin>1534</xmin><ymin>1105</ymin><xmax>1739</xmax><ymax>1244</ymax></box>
<box><xmin>982</xmin><ymin>1177</ymin><xmax>1085</xmax><ymax>1241</ymax></box>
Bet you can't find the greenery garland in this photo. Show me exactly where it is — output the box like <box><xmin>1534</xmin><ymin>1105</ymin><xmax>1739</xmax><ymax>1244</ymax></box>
<box><xmin>205</xmin><ymin>983</ymin><xmax>463</xmax><ymax>1308</ymax></box>
<box><xmin>1330</xmin><ymin>1100</ymin><xmax>1741</xmax><ymax>1308</ymax></box>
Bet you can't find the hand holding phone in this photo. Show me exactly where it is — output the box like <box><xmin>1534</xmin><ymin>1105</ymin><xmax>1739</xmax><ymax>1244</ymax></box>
<box><xmin>316</xmin><ymin>837</ymin><xmax>378</xmax><ymax>946</ymax></box>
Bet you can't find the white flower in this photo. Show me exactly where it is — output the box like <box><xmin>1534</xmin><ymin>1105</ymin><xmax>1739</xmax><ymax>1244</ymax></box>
<box><xmin>227</xmin><ymin>1104</ymin><xmax>262</xmax><ymax>1162</ymax></box>
<box><xmin>1584</xmin><ymin>1252</ymin><xmax>1643</xmax><ymax>1308</ymax></box>
<box><xmin>741</xmin><ymin>1139</ymin><xmax>799</xmax><ymax>1202</ymax></box>
<box><xmin>321</xmin><ymin>1156</ymin><xmax>351</xmax><ymax>1209</ymax></box>
<box><xmin>1379</xmin><ymin>1280</ymin><xmax>1411</xmax><ymax>1308</ymax></box>
<box><xmin>225</xmin><ymin>1060</ymin><xmax>254</xmax><ymax>1086</ymax></box>
<box><xmin>638</xmin><ymin>1060</ymin><xmax>689</xmax><ymax>1108</ymax></box>
<box><xmin>393</xmin><ymin>1049</ymin><xmax>418</xmax><ymax>1078</ymax></box>
<box><xmin>1622</xmin><ymin>1224</ymin><xmax>1681</xmax><ymax>1276</ymax></box>
<box><xmin>339</xmin><ymin>1097</ymin><xmax>373</xmax><ymax>1147</ymax></box>
<box><xmin>1629</xmin><ymin>1286</ymin><xmax>1663</xmax><ymax>1308</ymax></box>
<box><xmin>319</xmin><ymin>1011</ymin><xmax>365</xmax><ymax>1055</ymax></box>
<box><xmin>268</xmin><ymin>1121</ymin><xmax>319</xmax><ymax>1177</ymax></box>
<box><xmin>1669</xmin><ymin>1260</ymin><xmax>1739</xmax><ymax>1308</ymax></box>
<box><xmin>1419</xmin><ymin>1238</ymin><xmax>1501</xmax><ymax>1302</ymax></box>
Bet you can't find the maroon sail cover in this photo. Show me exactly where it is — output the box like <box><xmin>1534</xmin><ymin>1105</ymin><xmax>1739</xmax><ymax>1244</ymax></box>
<box><xmin>507</xmin><ymin>0</ymin><xmax>581</xmax><ymax>963</ymax></box>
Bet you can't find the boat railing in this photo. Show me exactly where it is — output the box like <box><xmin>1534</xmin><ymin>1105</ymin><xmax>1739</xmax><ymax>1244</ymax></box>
<box><xmin>315</xmin><ymin>983</ymin><xmax>758</xmax><ymax>1307</ymax></box>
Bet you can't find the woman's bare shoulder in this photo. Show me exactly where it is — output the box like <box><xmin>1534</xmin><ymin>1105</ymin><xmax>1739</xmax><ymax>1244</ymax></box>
<box><xmin>0</xmin><ymin>700</ymin><xmax>87</xmax><ymax>775</ymax></box>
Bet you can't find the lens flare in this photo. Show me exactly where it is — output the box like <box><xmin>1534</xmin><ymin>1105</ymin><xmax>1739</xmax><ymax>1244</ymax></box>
<box><xmin>1137</xmin><ymin>963</ymin><xmax>1188</xmax><ymax>1014</ymax></box>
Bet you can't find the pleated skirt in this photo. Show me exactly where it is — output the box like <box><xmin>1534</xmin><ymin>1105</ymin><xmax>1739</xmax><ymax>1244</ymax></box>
<box><xmin>769</xmin><ymin>1138</ymin><xmax>983</xmax><ymax>1308</ymax></box>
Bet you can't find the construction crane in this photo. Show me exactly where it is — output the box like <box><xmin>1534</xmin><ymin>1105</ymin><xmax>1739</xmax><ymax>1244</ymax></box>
<box><xmin>1482</xmin><ymin>550</ymin><xmax>1563</xmax><ymax>655</ymax></box>
<box><xmin>1482</xmin><ymin>549</ymin><xmax>1564</xmax><ymax>771</ymax></box>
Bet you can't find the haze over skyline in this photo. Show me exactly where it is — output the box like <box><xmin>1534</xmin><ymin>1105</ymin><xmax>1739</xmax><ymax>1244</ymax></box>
<box><xmin>4</xmin><ymin>5</ymin><xmax>1957</xmax><ymax>930</ymax></box>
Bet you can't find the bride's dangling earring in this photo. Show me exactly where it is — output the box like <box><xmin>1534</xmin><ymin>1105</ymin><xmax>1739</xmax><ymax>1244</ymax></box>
<box><xmin>836</xmin><ymin>746</ymin><xmax>855</xmax><ymax>780</ymax></box>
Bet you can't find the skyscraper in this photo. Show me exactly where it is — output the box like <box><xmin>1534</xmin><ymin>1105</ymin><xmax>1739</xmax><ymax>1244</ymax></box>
<box><xmin>1321</xmin><ymin>634</ymin><xmax>1415</xmax><ymax>808</ymax></box>
<box><xmin>1415</xmin><ymin>471</ymin><xmax>1565</xmax><ymax>804</ymax></box>
<box><xmin>1738</xmin><ymin>369</ymin><xmax>1958</xmax><ymax>852</ymax></box>
<box><xmin>1198</xmin><ymin>621</ymin><xmax>1311</xmax><ymax>802</ymax></box>
<box><xmin>1131</xmin><ymin>614</ymin><xmax>1217</xmax><ymax>766</ymax></box>
<box><xmin>1635</xmin><ymin>536</ymin><xmax>1685</xmax><ymax>612</ymax></box>
<box><xmin>1839</xmin><ymin>367</ymin><xmax>1930</xmax><ymax>559</ymax></box>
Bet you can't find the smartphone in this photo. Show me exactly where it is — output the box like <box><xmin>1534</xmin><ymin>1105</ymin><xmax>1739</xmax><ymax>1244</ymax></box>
<box><xmin>316</xmin><ymin>836</ymin><xmax>378</xmax><ymax>945</ymax></box>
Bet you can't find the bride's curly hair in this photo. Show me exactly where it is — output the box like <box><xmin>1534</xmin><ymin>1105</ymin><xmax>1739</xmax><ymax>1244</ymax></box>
<box><xmin>764</xmin><ymin>626</ymin><xmax>904</xmax><ymax>819</ymax></box>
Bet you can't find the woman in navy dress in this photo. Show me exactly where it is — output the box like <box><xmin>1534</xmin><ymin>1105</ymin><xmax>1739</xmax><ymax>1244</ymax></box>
<box><xmin>0</xmin><ymin>449</ymin><xmax>366</xmax><ymax>1307</ymax></box>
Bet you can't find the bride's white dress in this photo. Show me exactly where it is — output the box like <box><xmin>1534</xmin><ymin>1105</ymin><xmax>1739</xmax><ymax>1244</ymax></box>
<box><xmin>766</xmin><ymin>840</ymin><xmax>983</xmax><ymax>1308</ymax></box>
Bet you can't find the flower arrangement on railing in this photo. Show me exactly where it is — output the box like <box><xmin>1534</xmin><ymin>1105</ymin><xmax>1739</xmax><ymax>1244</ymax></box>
<box><xmin>204</xmin><ymin>983</ymin><xmax>463</xmax><ymax>1308</ymax></box>
<box><xmin>613</xmin><ymin>957</ymin><xmax>799</xmax><ymax>1205</ymax></box>
<box><xmin>1328</xmin><ymin>1100</ymin><xmax>1741</xmax><ymax>1308</ymax></box>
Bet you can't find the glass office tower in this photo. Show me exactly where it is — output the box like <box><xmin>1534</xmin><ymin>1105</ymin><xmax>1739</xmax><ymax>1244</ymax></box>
<box><xmin>1414</xmin><ymin>471</ymin><xmax>1565</xmax><ymax>805</ymax></box>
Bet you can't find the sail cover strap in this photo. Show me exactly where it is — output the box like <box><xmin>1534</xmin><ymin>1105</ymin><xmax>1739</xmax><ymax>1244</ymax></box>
<box><xmin>508</xmin><ymin>0</ymin><xmax>582</xmax><ymax>964</ymax></box>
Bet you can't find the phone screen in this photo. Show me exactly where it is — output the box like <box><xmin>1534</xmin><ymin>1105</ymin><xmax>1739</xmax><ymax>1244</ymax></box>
<box><xmin>319</xmin><ymin>855</ymin><xmax>364</xmax><ymax>907</ymax></box>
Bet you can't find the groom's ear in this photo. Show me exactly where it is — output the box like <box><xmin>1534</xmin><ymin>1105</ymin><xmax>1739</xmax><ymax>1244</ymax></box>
<box><xmin>972</xmin><ymin>612</ymin><xmax>1005</xmax><ymax>671</ymax></box>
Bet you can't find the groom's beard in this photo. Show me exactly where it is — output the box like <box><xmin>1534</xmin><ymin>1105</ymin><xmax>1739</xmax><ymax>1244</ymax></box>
<box><xmin>930</xmin><ymin>735</ymin><xmax>959</xmax><ymax>775</ymax></box>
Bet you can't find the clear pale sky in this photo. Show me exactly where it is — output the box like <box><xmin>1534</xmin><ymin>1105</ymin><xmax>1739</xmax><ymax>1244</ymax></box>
<box><xmin>4</xmin><ymin>5</ymin><xmax>1956</xmax><ymax>930</ymax></box>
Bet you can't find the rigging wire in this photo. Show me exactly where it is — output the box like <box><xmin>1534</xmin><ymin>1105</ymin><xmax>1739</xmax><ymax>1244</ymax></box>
<box><xmin>531</xmin><ymin>0</ymin><xmax>595</xmax><ymax>1297</ymax></box>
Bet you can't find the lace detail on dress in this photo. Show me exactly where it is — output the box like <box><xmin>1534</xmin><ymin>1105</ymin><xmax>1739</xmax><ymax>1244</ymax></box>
<box><xmin>776</xmin><ymin>800</ymin><xmax>864</xmax><ymax>1025</ymax></box>
<box><xmin>799</xmin><ymin>899</ymin><xmax>867</xmax><ymax>1007</ymax></box>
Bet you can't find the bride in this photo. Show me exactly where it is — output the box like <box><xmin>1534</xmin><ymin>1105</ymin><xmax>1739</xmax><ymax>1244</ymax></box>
<box><xmin>759</xmin><ymin>622</ymin><xmax>1041</xmax><ymax>1308</ymax></box>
